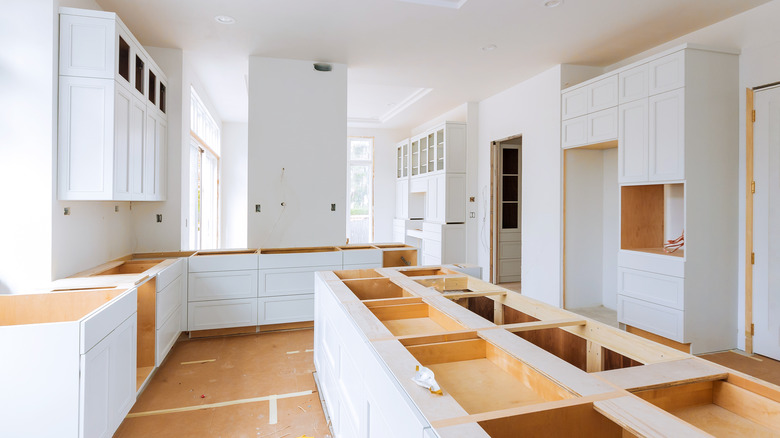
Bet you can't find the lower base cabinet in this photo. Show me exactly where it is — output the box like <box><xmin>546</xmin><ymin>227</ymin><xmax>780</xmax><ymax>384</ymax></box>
<box><xmin>81</xmin><ymin>313</ymin><xmax>137</xmax><ymax>438</ymax></box>
<box><xmin>258</xmin><ymin>294</ymin><xmax>314</xmax><ymax>325</ymax></box>
<box><xmin>188</xmin><ymin>298</ymin><xmax>258</xmax><ymax>331</ymax></box>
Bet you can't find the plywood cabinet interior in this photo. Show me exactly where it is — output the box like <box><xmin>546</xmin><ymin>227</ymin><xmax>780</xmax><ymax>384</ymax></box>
<box><xmin>58</xmin><ymin>7</ymin><xmax>167</xmax><ymax>201</ymax></box>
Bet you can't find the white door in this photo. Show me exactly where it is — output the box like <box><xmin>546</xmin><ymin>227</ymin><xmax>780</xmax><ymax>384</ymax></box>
<box><xmin>754</xmin><ymin>86</ymin><xmax>780</xmax><ymax>360</ymax></box>
<box><xmin>499</xmin><ymin>144</ymin><xmax>521</xmax><ymax>283</ymax></box>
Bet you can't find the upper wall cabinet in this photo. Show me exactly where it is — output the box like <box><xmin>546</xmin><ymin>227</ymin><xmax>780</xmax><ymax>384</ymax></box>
<box><xmin>561</xmin><ymin>75</ymin><xmax>618</xmax><ymax>148</ymax></box>
<box><xmin>58</xmin><ymin>7</ymin><xmax>167</xmax><ymax>201</ymax></box>
<box><xmin>410</xmin><ymin>122</ymin><xmax>466</xmax><ymax>177</ymax></box>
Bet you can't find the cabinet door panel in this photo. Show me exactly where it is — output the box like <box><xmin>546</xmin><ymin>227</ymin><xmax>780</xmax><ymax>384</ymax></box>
<box><xmin>587</xmin><ymin>75</ymin><xmax>618</xmax><ymax>112</ymax></box>
<box><xmin>444</xmin><ymin>174</ymin><xmax>466</xmax><ymax>223</ymax></box>
<box><xmin>618</xmin><ymin>295</ymin><xmax>684</xmax><ymax>342</ymax></box>
<box><xmin>618</xmin><ymin>99</ymin><xmax>649</xmax><ymax>183</ymax></box>
<box><xmin>619</xmin><ymin>64</ymin><xmax>648</xmax><ymax>104</ymax></box>
<box><xmin>188</xmin><ymin>298</ymin><xmax>258</xmax><ymax>330</ymax></box>
<box><xmin>59</xmin><ymin>14</ymin><xmax>115</xmax><ymax>79</ymax></box>
<box><xmin>648</xmin><ymin>89</ymin><xmax>685</xmax><ymax>182</ymax></box>
<box><xmin>562</xmin><ymin>116</ymin><xmax>588</xmax><ymax>148</ymax></box>
<box><xmin>108</xmin><ymin>315</ymin><xmax>137</xmax><ymax>431</ymax></box>
<box><xmin>143</xmin><ymin>110</ymin><xmax>158</xmax><ymax>200</ymax></box>
<box><xmin>129</xmin><ymin>97</ymin><xmax>145</xmax><ymax>199</ymax></box>
<box><xmin>561</xmin><ymin>88</ymin><xmax>587</xmax><ymax>120</ymax></box>
<box><xmin>648</xmin><ymin>51</ymin><xmax>685</xmax><ymax>95</ymax></box>
<box><xmin>81</xmin><ymin>338</ymin><xmax>111</xmax><ymax>438</ymax></box>
<box><xmin>426</xmin><ymin>177</ymin><xmax>438</xmax><ymax>222</ymax></box>
<box><xmin>587</xmin><ymin>107</ymin><xmax>618</xmax><ymax>144</ymax></box>
<box><xmin>114</xmin><ymin>85</ymin><xmax>132</xmax><ymax>199</ymax></box>
<box><xmin>258</xmin><ymin>294</ymin><xmax>315</xmax><ymax>325</ymax></box>
<box><xmin>58</xmin><ymin>76</ymin><xmax>114</xmax><ymax>200</ymax></box>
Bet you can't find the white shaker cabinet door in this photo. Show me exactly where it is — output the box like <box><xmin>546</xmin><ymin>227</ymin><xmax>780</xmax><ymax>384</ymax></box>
<box><xmin>618</xmin><ymin>99</ymin><xmax>649</xmax><ymax>183</ymax></box>
<box><xmin>619</xmin><ymin>64</ymin><xmax>648</xmax><ymax>104</ymax></box>
<box><xmin>648</xmin><ymin>89</ymin><xmax>685</xmax><ymax>182</ymax></box>
<box><xmin>561</xmin><ymin>87</ymin><xmax>587</xmax><ymax>120</ymax></box>
<box><xmin>586</xmin><ymin>75</ymin><xmax>618</xmax><ymax>112</ymax></box>
<box><xmin>648</xmin><ymin>51</ymin><xmax>685</xmax><ymax>96</ymax></box>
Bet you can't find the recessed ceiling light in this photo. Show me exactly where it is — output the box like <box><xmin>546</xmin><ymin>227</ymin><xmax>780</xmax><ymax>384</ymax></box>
<box><xmin>543</xmin><ymin>0</ymin><xmax>562</xmax><ymax>8</ymax></box>
<box><xmin>214</xmin><ymin>15</ymin><xmax>236</xmax><ymax>24</ymax></box>
<box><xmin>482</xmin><ymin>44</ymin><xmax>497</xmax><ymax>52</ymax></box>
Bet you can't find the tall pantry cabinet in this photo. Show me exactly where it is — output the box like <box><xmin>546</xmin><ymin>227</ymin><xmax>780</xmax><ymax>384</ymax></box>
<box><xmin>58</xmin><ymin>8</ymin><xmax>167</xmax><ymax>201</ymax></box>
<box><xmin>561</xmin><ymin>44</ymin><xmax>739</xmax><ymax>354</ymax></box>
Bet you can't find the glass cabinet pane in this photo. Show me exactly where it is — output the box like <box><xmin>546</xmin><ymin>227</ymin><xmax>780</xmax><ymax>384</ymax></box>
<box><xmin>118</xmin><ymin>36</ymin><xmax>130</xmax><ymax>82</ymax></box>
<box><xmin>403</xmin><ymin>144</ymin><xmax>409</xmax><ymax>177</ymax></box>
<box><xmin>427</xmin><ymin>133</ymin><xmax>435</xmax><ymax>171</ymax></box>
<box><xmin>148</xmin><ymin>71</ymin><xmax>157</xmax><ymax>104</ymax></box>
<box><xmin>135</xmin><ymin>55</ymin><xmax>145</xmax><ymax>94</ymax></box>
<box><xmin>412</xmin><ymin>141</ymin><xmax>419</xmax><ymax>175</ymax></box>
<box><xmin>437</xmin><ymin>129</ymin><xmax>445</xmax><ymax>171</ymax></box>
<box><xmin>420</xmin><ymin>137</ymin><xmax>428</xmax><ymax>173</ymax></box>
<box><xmin>159</xmin><ymin>83</ymin><xmax>167</xmax><ymax>113</ymax></box>
<box><xmin>397</xmin><ymin>148</ymin><xmax>402</xmax><ymax>178</ymax></box>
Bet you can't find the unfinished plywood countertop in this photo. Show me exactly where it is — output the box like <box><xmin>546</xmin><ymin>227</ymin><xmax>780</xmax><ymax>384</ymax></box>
<box><xmin>314</xmin><ymin>266</ymin><xmax>780</xmax><ymax>437</ymax></box>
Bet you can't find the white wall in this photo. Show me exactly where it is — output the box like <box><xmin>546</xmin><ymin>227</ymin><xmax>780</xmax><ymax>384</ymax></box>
<box><xmin>221</xmin><ymin>122</ymin><xmax>248</xmax><ymax>248</ymax></box>
<box><xmin>247</xmin><ymin>57</ymin><xmax>347</xmax><ymax>248</ymax></box>
<box><xmin>0</xmin><ymin>0</ymin><xmax>57</xmax><ymax>291</ymax></box>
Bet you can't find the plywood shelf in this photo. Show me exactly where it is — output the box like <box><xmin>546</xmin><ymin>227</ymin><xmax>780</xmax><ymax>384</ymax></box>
<box><xmin>620</xmin><ymin>183</ymin><xmax>684</xmax><ymax>254</ymax></box>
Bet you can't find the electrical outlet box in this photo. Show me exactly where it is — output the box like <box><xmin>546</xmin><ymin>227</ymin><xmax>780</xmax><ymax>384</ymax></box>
<box><xmin>469</xmin><ymin>212</ymin><xmax>476</xmax><ymax>218</ymax></box>
<box><xmin>64</xmin><ymin>207</ymin><xmax>70</xmax><ymax>216</ymax></box>
<box><xmin>255</xmin><ymin>204</ymin><xmax>261</xmax><ymax>212</ymax></box>
<box><xmin>331</xmin><ymin>203</ymin><xmax>336</xmax><ymax>211</ymax></box>
<box><xmin>469</xmin><ymin>197</ymin><xmax>475</xmax><ymax>202</ymax></box>
<box><xmin>156</xmin><ymin>214</ymin><xmax>163</xmax><ymax>223</ymax></box>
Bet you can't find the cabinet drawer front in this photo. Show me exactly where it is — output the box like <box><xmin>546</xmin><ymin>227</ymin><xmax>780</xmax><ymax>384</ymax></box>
<box><xmin>618</xmin><ymin>268</ymin><xmax>684</xmax><ymax>310</ymax></box>
<box><xmin>188</xmin><ymin>270</ymin><xmax>258</xmax><ymax>301</ymax></box>
<box><xmin>618</xmin><ymin>296</ymin><xmax>684</xmax><ymax>342</ymax></box>
<box><xmin>258</xmin><ymin>251</ymin><xmax>342</xmax><ymax>269</ymax></box>
<box><xmin>422</xmin><ymin>254</ymin><xmax>442</xmax><ymax>266</ymax></box>
<box><xmin>342</xmin><ymin>249</ymin><xmax>382</xmax><ymax>266</ymax></box>
<box><xmin>188</xmin><ymin>299</ymin><xmax>258</xmax><ymax>331</ymax></box>
<box><xmin>562</xmin><ymin>88</ymin><xmax>587</xmax><ymax>120</ymax></box>
<box><xmin>259</xmin><ymin>266</ymin><xmax>340</xmax><ymax>297</ymax></box>
<box><xmin>562</xmin><ymin>115</ymin><xmax>588</xmax><ymax>148</ymax></box>
<box><xmin>258</xmin><ymin>295</ymin><xmax>314</xmax><ymax>325</ymax></box>
<box><xmin>157</xmin><ymin>275</ymin><xmax>184</xmax><ymax>328</ymax></box>
<box><xmin>156</xmin><ymin>259</ymin><xmax>184</xmax><ymax>291</ymax></box>
<box><xmin>618</xmin><ymin>250</ymin><xmax>684</xmax><ymax>277</ymax></box>
<box><xmin>81</xmin><ymin>288</ymin><xmax>137</xmax><ymax>354</ymax></box>
<box><xmin>422</xmin><ymin>222</ymin><xmax>443</xmax><ymax>234</ymax></box>
<box><xmin>619</xmin><ymin>64</ymin><xmax>648</xmax><ymax>104</ymax></box>
<box><xmin>410</xmin><ymin>177</ymin><xmax>427</xmax><ymax>193</ymax></box>
<box><xmin>587</xmin><ymin>75</ymin><xmax>618</xmax><ymax>112</ymax></box>
<box><xmin>188</xmin><ymin>253</ymin><xmax>257</xmax><ymax>272</ymax></box>
<box><xmin>648</xmin><ymin>51</ymin><xmax>685</xmax><ymax>95</ymax></box>
<box><xmin>156</xmin><ymin>306</ymin><xmax>181</xmax><ymax>366</ymax></box>
<box><xmin>587</xmin><ymin>107</ymin><xmax>618</xmax><ymax>143</ymax></box>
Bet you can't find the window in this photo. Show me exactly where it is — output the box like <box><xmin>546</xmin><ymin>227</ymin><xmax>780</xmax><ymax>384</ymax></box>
<box><xmin>189</xmin><ymin>87</ymin><xmax>220</xmax><ymax>250</ymax></box>
<box><xmin>347</xmin><ymin>137</ymin><xmax>374</xmax><ymax>243</ymax></box>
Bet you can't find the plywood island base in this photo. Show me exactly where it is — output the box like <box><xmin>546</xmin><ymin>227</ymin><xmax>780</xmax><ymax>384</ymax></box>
<box><xmin>313</xmin><ymin>266</ymin><xmax>780</xmax><ymax>437</ymax></box>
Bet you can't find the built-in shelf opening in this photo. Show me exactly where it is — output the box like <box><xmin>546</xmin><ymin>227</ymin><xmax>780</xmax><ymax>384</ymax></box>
<box><xmin>621</xmin><ymin>183</ymin><xmax>684</xmax><ymax>258</ymax></box>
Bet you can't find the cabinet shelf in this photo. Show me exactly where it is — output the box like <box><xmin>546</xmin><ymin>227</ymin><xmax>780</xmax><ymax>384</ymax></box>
<box><xmin>620</xmin><ymin>183</ymin><xmax>684</xmax><ymax>256</ymax></box>
<box><xmin>624</xmin><ymin>247</ymin><xmax>684</xmax><ymax>258</ymax></box>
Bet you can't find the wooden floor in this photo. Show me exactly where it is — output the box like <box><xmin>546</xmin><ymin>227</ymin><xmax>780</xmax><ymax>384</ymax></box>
<box><xmin>115</xmin><ymin>329</ymin><xmax>330</xmax><ymax>438</ymax></box>
<box><xmin>699</xmin><ymin>350</ymin><xmax>780</xmax><ymax>387</ymax></box>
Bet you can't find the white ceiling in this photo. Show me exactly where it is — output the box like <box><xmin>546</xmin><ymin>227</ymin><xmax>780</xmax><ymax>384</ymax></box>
<box><xmin>96</xmin><ymin>0</ymin><xmax>769</xmax><ymax>131</ymax></box>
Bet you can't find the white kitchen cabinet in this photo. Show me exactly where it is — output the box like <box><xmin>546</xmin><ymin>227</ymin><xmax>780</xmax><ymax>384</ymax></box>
<box><xmin>396</xmin><ymin>179</ymin><xmax>409</xmax><ymax>219</ymax></box>
<box><xmin>156</xmin><ymin>263</ymin><xmax>184</xmax><ymax>366</ymax></box>
<box><xmin>648</xmin><ymin>89</ymin><xmax>685</xmax><ymax>182</ymax></box>
<box><xmin>188</xmin><ymin>270</ymin><xmax>258</xmax><ymax>301</ymax></box>
<box><xmin>561</xmin><ymin>87</ymin><xmax>588</xmax><ymax>120</ymax></box>
<box><xmin>0</xmin><ymin>287</ymin><xmax>138</xmax><ymax>438</ymax></box>
<box><xmin>587</xmin><ymin>107</ymin><xmax>618</xmax><ymax>144</ymax></box>
<box><xmin>422</xmin><ymin>222</ymin><xmax>466</xmax><ymax>265</ymax></box>
<box><xmin>587</xmin><ymin>75</ymin><xmax>618</xmax><ymax>112</ymax></box>
<box><xmin>618</xmin><ymin>99</ymin><xmax>649</xmax><ymax>183</ymax></box>
<box><xmin>188</xmin><ymin>298</ymin><xmax>258</xmax><ymax>331</ymax></box>
<box><xmin>258</xmin><ymin>294</ymin><xmax>315</xmax><ymax>325</ymax></box>
<box><xmin>410</xmin><ymin>122</ymin><xmax>466</xmax><ymax>178</ymax></box>
<box><xmin>58</xmin><ymin>7</ymin><xmax>167</xmax><ymax>201</ymax></box>
<box><xmin>81</xmin><ymin>313</ymin><xmax>137</xmax><ymax>438</ymax></box>
<box><xmin>425</xmin><ymin>173</ymin><xmax>466</xmax><ymax>224</ymax></box>
<box><xmin>619</xmin><ymin>64</ymin><xmax>648</xmax><ymax>104</ymax></box>
<box><xmin>258</xmin><ymin>266</ymin><xmax>340</xmax><ymax>297</ymax></box>
<box><xmin>396</xmin><ymin>139</ymin><xmax>409</xmax><ymax>179</ymax></box>
<box><xmin>648</xmin><ymin>50</ymin><xmax>685</xmax><ymax>96</ymax></box>
<box><xmin>561</xmin><ymin>116</ymin><xmax>588</xmax><ymax>148</ymax></box>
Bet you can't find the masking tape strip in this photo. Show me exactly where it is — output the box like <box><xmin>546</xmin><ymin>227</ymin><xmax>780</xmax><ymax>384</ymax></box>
<box><xmin>180</xmin><ymin>359</ymin><xmax>217</xmax><ymax>365</ymax></box>
<box><xmin>269</xmin><ymin>394</ymin><xmax>278</xmax><ymax>424</ymax></box>
<box><xmin>126</xmin><ymin>390</ymin><xmax>314</xmax><ymax>418</ymax></box>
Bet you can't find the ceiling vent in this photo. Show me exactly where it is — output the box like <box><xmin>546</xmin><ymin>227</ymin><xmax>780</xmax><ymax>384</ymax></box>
<box><xmin>395</xmin><ymin>0</ymin><xmax>469</xmax><ymax>10</ymax></box>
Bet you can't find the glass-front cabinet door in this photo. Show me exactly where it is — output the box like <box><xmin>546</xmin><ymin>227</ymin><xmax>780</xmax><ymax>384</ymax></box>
<box><xmin>436</xmin><ymin>128</ymin><xmax>445</xmax><ymax>171</ymax></box>
<box><xmin>412</xmin><ymin>140</ymin><xmax>420</xmax><ymax>176</ymax></box>
<box><xmin>420</xmin><ymin>136</ymin><xmax>428</xmax><ymax>174</ymax></box>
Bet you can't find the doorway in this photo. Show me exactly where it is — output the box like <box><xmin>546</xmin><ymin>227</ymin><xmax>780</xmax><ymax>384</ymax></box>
<box><xmin>752</xmin><ymin>85</ymin><xmax>780</xmax><ymax>361</ymax></box>
<box><xmin>490</xmin><ymin>136</ymin><xmax>522</xmax><ymax>286</ymax></box>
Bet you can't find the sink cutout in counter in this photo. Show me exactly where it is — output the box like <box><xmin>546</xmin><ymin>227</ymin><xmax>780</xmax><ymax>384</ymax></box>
<box><xmin>405</xmin><ymin>337</ymin><xmax>574</xmax><ymax>414</ymax></box>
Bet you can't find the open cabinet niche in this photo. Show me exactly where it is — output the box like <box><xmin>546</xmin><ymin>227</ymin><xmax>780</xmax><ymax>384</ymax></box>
<box><xmin>620</xmin><ymin>183</ymin><xmax>685</xmax><ymax>257</ymax></box>
<box><xmin>564</xmin><ymin>147</ymin><xmax>619</xmax><ymax>311</ymax></box>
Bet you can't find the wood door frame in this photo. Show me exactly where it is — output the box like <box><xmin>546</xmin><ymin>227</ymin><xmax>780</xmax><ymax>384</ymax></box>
<box><xmin>490</xmin><ymin>134</ymin><xmax>522</xmax><ymax>284</ymax></box>
<box><xmin>746</xmin><ymin>87</ymin><xmax>754</xmax><ymax>354</ymax></box>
